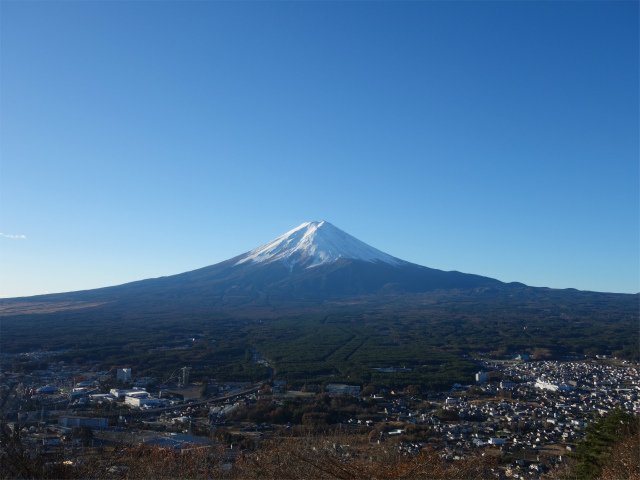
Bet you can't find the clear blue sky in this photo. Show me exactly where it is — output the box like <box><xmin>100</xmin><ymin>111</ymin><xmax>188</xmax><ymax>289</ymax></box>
<box><xmin>1</xmin><ymin>1</ymin><xmax>638</xmax><ymax>297</ymax></box>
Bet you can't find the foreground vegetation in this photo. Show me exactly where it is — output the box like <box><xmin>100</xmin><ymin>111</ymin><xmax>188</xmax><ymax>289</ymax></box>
<box><xmin>1</xmin><ymin>427</ymin><xmax>496</xmax><ymax>479</ymax></box>
<box><xmin>563</xmin><ymin>406</ymin><xmax>640</xmax><ymax>479</ymax></box>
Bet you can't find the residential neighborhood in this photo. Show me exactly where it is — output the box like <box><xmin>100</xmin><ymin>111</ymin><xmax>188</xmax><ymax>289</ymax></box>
<box><xmin>2</xmin><ymin>350</ymin><xmax>638</xmax><ymax>479</ymax></box>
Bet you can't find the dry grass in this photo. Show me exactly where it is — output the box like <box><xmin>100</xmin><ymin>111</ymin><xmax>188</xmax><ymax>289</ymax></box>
<box><xmin>0</xmin><ymin>301</ymin><xmax>108</xmax><ymax>316</ymax></box>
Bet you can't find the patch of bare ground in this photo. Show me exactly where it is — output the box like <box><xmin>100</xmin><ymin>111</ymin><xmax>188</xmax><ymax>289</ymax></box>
<box><xmin>0</xmin><ymin>301</ymin><xmax>108</xmax><ymax>315</ymax></box>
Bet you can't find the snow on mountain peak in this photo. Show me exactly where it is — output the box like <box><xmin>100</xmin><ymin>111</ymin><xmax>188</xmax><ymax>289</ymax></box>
<box><xmin>235</xmin><ymin>221</ymin><xmax>404</xmax><ymax>270</ymax></box>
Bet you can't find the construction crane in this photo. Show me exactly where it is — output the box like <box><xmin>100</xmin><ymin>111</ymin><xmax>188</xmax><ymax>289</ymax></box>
<box><xmin>163</xmin><ymin>366</ymin><xmax>192</xmax><ymax>387</ymax></box>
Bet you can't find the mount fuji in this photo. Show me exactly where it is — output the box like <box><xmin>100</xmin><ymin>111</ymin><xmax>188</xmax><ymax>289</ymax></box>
<box><xmin>2</xmin><ymin>221</ymin><xmax>505</xmax><ymax>312</ymax></box>
<box><xmin>2</xmin><ymin>221</ymin><xmax>637</xmax><ymax>365</ymax></box>
<box><xmin>220</xmin><ymin>220</ymin><xmax>502</xmax><ymax>297</ymax></box>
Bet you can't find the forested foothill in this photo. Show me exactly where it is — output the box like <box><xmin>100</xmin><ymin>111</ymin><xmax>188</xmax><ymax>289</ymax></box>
<box><xmin>1</xmin><ymin>285</ymin><xmax>637</xmax><ymax>391</ymax></box>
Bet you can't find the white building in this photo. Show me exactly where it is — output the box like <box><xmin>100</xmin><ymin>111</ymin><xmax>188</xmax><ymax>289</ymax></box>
<box><xmin>475</xmin><ymin>371</ymin><xmax>488</xmax><ymax>384</ymax></box>
<box><xmin>117</xmin><ymin>368</ymin><xmax>132</xmax><ymax>383</ymax></box>
<box><xmin>125</xmin><ymin>396</ymin><xmax>159</xmax><ymax>408</ymax></box>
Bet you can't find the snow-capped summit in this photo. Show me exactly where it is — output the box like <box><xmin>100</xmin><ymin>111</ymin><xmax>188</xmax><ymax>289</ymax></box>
<box><xmin>235</xmin><ymin>221</ymin><xmax>404</xmax><ymax>270</ymax></box>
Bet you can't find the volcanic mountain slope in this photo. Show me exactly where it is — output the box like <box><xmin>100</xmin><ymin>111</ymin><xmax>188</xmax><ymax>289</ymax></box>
<box><xmin>1</xmin><ymin>221</ymin><xmax>505</xmax><ymax>312</ymax></box>
<box><xmin>2</xmin><ymin>221</ymin><xmax>638</xmax><ymax>365</ymax></box>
